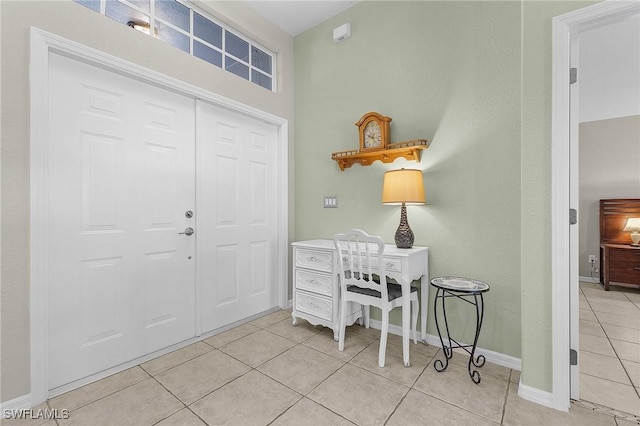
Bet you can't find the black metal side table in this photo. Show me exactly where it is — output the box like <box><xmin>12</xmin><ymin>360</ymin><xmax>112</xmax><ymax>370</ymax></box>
<box><xmin>430</xmin><ymin>276</ymin><xmax>490</xmax><ymax>384</ymax></box>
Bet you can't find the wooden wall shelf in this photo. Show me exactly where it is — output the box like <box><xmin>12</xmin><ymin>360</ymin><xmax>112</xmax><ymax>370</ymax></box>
<box><xmin>331</xmin><ymin>139</ymin><xmax>430</xmax><ymax>171</ymax></box>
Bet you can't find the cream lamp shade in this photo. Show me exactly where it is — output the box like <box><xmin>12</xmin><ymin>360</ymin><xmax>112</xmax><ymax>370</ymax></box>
<box><xmin>382</xmin><ymin>169</ymin><xmax>426</xmax><ymax>205</ymax></box>
<box><xmin>382</xmin><ymin>169</ymin><xmax>425</xmax><ymax>248</ymax></box>
<box><xmin>623</xmin><ymin>217</ymin><xmax>640</xmax><ymax>246</ymax></box>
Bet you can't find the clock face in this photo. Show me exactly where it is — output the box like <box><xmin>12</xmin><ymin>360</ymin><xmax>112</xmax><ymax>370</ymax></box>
<box><xmin>363</xmin><ymin>121</ymin><xmax>382</xmax><ymax>148</ymax></box>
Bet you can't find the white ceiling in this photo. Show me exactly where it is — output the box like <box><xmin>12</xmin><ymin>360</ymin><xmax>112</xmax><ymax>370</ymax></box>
<box><xmin>244</xmin><ymin>1</ymin><xmax>359</xmax><ymax>36</ymax></box>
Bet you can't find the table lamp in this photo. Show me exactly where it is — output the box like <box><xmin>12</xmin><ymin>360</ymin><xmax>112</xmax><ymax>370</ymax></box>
<box><xmin>382</xmin><ymin>169</ymin><xmax>425</xmax><ymax>248</ymax></box>
<box><xmin>623</xmin><ymin>217</ymin><xmax>640</xmax><ymax>246</ymax></box>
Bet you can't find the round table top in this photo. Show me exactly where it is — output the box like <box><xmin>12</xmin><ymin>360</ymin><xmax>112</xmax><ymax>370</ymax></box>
<box><xmin>430</xmin><ymin>276</ymin><xmax>490</xmax><ymax>293</ymax></box>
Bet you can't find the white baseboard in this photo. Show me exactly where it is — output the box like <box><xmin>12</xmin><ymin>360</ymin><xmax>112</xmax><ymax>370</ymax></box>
<box><xmin>579</xmin><ymin>275</ymin><xmax>601</xmax><ymax>284</ymax></box>
<box><xmin>517</xmin><ymin>381</ymin><xmax>562</xmax><ymax>410</ymax></box>
<box><xmin>0</xmin><ymin>394</ymin><xmax>32</xmax><ymax>412</ymax></box>
<box><xmin>287</xmin><ymin>298</ymin><xmax>293</xmax><ymax>309</ymax></box>
<box><xmin>367</xmin><ymin>319</ymin><xmax>522</xmax><ymax>371</ymax></box>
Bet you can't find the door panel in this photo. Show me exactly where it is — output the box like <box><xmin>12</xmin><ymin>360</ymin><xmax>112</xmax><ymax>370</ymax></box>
<box><xmin>197</xmin><ymin>101</ymin><xmax>278</xmax><ymax>332</ymax></box>
<box><xmin>47</xmin><ymin>53</ymin><xmax>196</xmax><ymax>389</ymax></box>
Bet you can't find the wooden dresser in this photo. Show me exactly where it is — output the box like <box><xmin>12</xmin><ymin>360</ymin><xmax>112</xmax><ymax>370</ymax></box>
<box><xmin>600</xmin><ymin>199</ymin><xmax>640</xmax><ymax>290</ymax></box>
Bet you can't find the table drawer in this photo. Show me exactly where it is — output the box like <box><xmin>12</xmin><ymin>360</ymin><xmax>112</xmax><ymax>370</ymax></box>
<box><xmin>382</xmin><ymin>257</ymin><xmax>402</xmax><ymax>272</ymax></box>
<box><xmin>609</xmin><ymin>262</ymin><xmax>640</xmax><ymax>284</ymax></box>
<box><xmin>340</xmin><ymin>256</ymin><xmax>402</xmax><ymax>273</ymax></box>
<box><xmin>295</xmin><ymin>290</ymin><xmax>333</xmax><ymax>322</ymax></box>
<box><xmin>295</xmin><ymin>248</ymin><xmax>333</xmax><ymax>273</ymax></box>
<box><xmin>295</xmin><ymin>269</ymin><xmax>333</xmax><ymax>296</ymax></box>
<box><xmin>610</xmin><ymin>248</ymin><xmax>640</xmax><ymax>263</ymax></box>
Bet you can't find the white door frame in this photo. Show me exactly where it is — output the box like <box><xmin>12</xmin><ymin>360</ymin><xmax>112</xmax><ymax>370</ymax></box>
<box><xmin>29</xmin><ymin>27</ymin><xmax>289</xmax><ymax>405</ymax></box>
<box><xmin>551</xmin><ymin>0</ymin><xmax>640</xmax><ymax>411</ymax></box>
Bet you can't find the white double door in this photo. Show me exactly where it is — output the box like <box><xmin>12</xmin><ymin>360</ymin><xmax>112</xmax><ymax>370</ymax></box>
<box><xmin>47</xmin><ymin>53</ymin><xmax>278</xmax><ymax>389</ymax></box>
<box><xmin>197</xmin><ymin>102</ymin><xmax>278</xmax><ymax>332</ymax></box>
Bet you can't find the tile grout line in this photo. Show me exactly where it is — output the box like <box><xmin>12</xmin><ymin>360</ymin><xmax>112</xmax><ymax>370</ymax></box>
<box><xmin>500</xmin><ymin>372</ymin><xmax>513</xmax><ymax>425</ymax></box>
<box><xmin>380</xmin><ymin>349</ymin><xmax>457</xmax><ymax>424</ymax></box>
<box><xmin>407</xmin><ymin>379</ymin><xmax>503</xmax><ymax>424</ymax></box>
<box><xmin>46</xmin><ymin>399</ymin><xmax>60</xmax><ymax>426</ymax></box>
<box><xmin>618</xmin><ymin>285</ymin><xmax>640</xmax><ymax>309</ymax></box>
<box><xmin>382</xmin><ymin>385</ymin><xmax>412</xmax><ymax>426</ymax></box>
<box><xmin>141</xmin><ymin>342</ymin><xmax>217</xmax><ymax>378</ymax></box>
<box><xmin>572</xmin><ymin>398</ymin><xmax>640</xmax><ymax>424</ymax></box>
<box><xmin>146</xmin><ymin>373</ymin><xmax>192</xmax><ymax>425</ymax></box>
<box><xmin>48</xmin><ymin>367</ymin><xmax>152</xmax><ymax>415</ymax></box>
<box><xmin>264</xmin><ymin>394</ymin><xmax>305</xmax><ymax>426</ymax></box>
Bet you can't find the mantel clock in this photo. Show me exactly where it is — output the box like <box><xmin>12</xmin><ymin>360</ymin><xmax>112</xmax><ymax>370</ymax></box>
<box><xmin>356</xmin><ymin>112</ymin><xmax>392</xmax><ymax>152</ymax></box>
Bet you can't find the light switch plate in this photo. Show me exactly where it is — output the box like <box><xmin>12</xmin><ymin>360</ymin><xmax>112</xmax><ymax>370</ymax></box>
<box><xmin>324</xmin><ymin>196</ymin><xmax>338</xmax><ymax>208</ymax></box>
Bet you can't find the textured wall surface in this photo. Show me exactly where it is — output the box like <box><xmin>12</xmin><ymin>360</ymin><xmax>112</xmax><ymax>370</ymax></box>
<box><xmin>294</xmin><ymin>1</ymin><xmax>522</xmax><ymax>360</ymax></box>
<box><xmin>520</xmin><ymin>0</ymin><xmax>596</xmax><ymax>393</ymax></box>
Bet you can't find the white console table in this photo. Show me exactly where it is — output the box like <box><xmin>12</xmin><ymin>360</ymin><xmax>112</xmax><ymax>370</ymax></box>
<box><xmin>291</xmin><ymin>239</ymin><xmax>429</xmax><ymax>367</ymax></box>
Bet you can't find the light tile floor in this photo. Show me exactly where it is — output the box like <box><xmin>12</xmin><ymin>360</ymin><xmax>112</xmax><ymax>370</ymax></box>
<box><xmin>7</xmin><ymin>307</ymin><xmax>639</xmax><ymax>426</ymax></box>
<box><xmin>578</xmin><ymin>281</ymin><xmax>640</xmax><ymax>420</ymax></box>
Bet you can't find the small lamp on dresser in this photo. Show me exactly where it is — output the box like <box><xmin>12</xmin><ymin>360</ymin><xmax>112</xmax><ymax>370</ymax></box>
<box><xmin>623</xmin><ymin>217</ymin><xmax>640</xmax><ymax>246</ymax></box>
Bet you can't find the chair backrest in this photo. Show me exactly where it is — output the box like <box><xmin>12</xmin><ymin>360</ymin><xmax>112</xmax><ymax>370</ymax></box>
<box><xmin>334</xmin><ymin>229</ymin><xmax>388</xmax><ymax>303</ymax></box>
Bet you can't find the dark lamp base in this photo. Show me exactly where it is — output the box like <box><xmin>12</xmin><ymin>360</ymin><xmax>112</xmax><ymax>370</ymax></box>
<box><xmin>395</xmin><ymin>204</ymin><xmax>414</xmax><ymax>249</ymax></box>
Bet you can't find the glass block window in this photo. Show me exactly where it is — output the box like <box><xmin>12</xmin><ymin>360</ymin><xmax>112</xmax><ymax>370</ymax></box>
<box><xmin>74</xmin><ymin>0</ymin><xmax>275</xmax><ymax>91</ymax></box>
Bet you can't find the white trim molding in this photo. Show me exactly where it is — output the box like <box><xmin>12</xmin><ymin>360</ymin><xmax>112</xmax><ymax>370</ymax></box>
<box><xmin>29</xmin><ymin>27</ymin><xmax>289</xmax><ymax>406</ymax></box>
<box><xmin>0</xmin><ymin>394</ymin><xmax>32</xmax><ymax>413</ymax></box>
<box><xmin>551</xmin><ymin>0</ymin><xmax>640</xmax><ymax>412</ymax></box>
<box><xmin>578</xmin><ymin>275</ymin><xmax>600</xmax><ymax>284</ymax></box>
<box><xmin>368</xmin><ymin>319</ymin><xmax>522</xmax><ymax>371</ymax></box>
<box><xmin>518</xmin><ymin>382</ymin><xmax>554</xmax><ymax>408</ymax></box>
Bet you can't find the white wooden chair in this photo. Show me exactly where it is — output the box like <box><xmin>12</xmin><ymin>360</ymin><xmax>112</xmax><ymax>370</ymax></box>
<box><xmin>334</xmin><ymin>229</ymin><xmax>419</xmax><ymax>367</ymax></box>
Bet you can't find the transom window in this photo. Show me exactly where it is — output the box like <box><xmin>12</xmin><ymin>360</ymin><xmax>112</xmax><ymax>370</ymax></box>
<box><xmin>75</xmin><ymin>0</ymin><xmax>275</xmax><ymax>91</ymax></box>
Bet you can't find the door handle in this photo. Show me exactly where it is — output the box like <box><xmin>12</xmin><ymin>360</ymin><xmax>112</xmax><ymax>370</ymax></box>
<box><xmin>179</xmin><ymin>227</ymin><xmax>195</xmax><ymax>236</ymax></box>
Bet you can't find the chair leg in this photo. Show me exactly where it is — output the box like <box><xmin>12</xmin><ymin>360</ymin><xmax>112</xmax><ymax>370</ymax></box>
<box><xmin>364</xmin><ymin>305</ymin><xmax>370</xmax><ymax>329</ymax></box>
<box><xmin>378</xmin><ymin>309</ymin><xmax>389</xmax><ymax>367</ymax></box>
<box><xmin>338</xmin><ymin>297</ymin><xmax>348</xmax><ymax>351</ymax></box>
<box><xmin>411</xmin><ymin>297</ymin><xmax>419</xmax><ymax>344</ymax></box>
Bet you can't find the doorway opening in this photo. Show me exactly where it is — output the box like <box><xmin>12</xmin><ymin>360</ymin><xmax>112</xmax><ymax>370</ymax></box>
<box><xmin>551</xmin><ymin>0</ymin><xmax>640</xmax><ymax>413</ymax></box>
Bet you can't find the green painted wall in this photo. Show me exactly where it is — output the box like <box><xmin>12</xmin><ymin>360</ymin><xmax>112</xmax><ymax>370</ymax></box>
<box><xmin>520</xmin><ymin>0</ymin><xmax>596</xmax><ymax>392</ymax></box>
<box><xmin>294</xmin><ymin>1</ymin><xmax>522</xmax><ymax>360</ymax></box>
<box><xmin>294</xmin><ymin>0</ymin><xmax>597</xmax><ymax>393</ymax></box>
